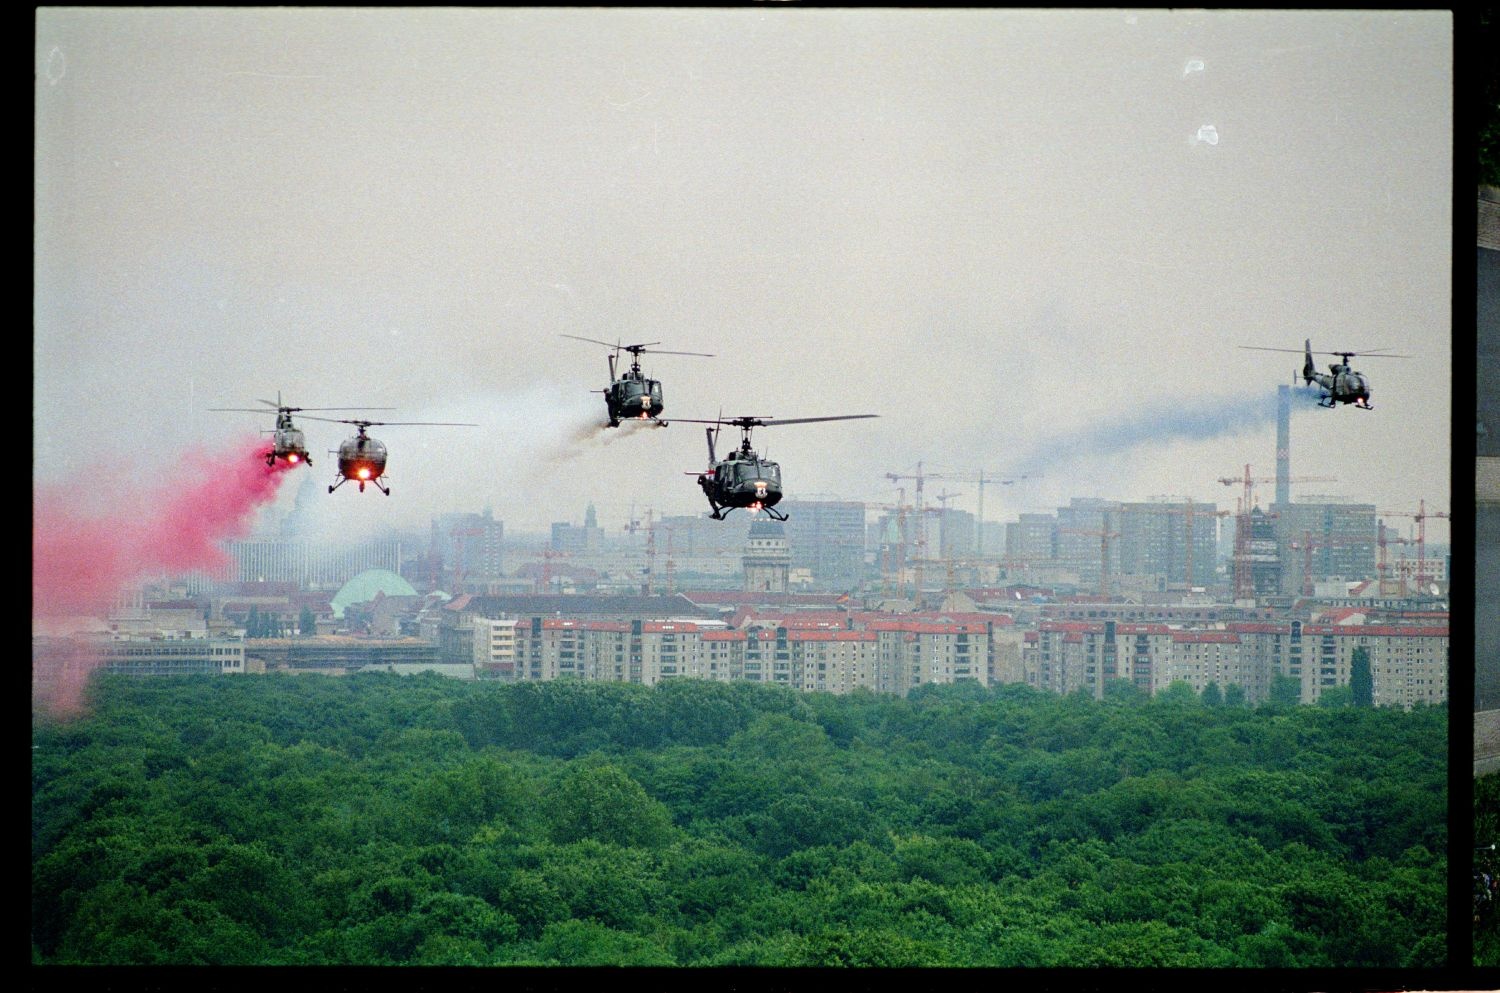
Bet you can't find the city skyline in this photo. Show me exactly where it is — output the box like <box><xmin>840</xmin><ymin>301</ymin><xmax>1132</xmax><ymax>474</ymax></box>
<box><xmin>35</xmin><ymin>9</ymin><xmax>1452</xmax><ymax>553</ymax></box>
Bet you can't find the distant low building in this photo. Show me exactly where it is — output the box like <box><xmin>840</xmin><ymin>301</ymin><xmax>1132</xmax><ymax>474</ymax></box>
<box><xmin>243</xmin><ymin>636</ymin><xmax>441</xmax><ymax>675</ymax></box>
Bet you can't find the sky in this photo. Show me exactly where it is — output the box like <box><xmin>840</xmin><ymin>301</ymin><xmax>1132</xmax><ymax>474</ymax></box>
<box><xmin>34</xmin><ymin>8</ymin><xmax>1453</xmax><ymax>549</ymax></box>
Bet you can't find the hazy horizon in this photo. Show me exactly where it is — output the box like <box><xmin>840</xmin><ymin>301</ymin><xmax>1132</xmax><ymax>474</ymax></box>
<box><xmin>35</xmin><ymin>8</ymin><xmax>1453</xmax><ymax>554</ymax></box>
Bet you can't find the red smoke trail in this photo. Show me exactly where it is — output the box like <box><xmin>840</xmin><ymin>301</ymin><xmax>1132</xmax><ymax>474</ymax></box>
<box><xmin>32</xmin><ymin>436</ymin><xmax>296</xmax><ymax>715</ymax></box>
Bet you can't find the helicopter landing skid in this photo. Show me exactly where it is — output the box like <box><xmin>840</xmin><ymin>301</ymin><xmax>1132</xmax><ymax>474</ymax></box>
<box><xmin>711</xmin><ymin>505</ymin><xmax>788</xmax><ymax>522</ymax></box>
<box><xmin>329</xmin><ymin>477</ymin><xmax>390</xmax><ymax>495</ymax></box>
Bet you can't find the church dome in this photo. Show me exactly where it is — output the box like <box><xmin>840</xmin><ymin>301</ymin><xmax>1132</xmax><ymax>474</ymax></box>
<box><xmin>330</xmin><ymin>569</ymin><xmax>417</xmax><ymax>618</ymax></box>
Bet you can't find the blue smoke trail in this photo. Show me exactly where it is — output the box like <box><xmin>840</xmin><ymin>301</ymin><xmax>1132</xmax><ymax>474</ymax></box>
<box><xmin>1010</xmin><ymin>384</ymin><xmax>1324</xmax><ymax>475</ymax></box>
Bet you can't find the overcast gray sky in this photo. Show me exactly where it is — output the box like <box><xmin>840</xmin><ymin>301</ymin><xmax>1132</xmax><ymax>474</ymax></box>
<box><xmin>34</xmin><ymin>8</ymin><xmax>1452</xmax><ymax>545</ymax></box>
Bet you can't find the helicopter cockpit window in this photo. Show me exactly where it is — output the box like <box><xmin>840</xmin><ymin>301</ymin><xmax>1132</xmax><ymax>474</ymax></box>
<box><xmin>650</xmin><ymin>382</ymin><xmax>662</xmax><ymax>400</ymax></box>
<box><xmin>733</xmin><ymin>462</ymin><xmax>777</xmax><ymax>485</ymax></box>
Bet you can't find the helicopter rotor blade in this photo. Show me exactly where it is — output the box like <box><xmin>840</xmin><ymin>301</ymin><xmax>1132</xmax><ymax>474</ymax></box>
<box><xmin>669</xmin><ymin>414</ymin><xmax>879</xmax><ymax>428</ymax></box>
<box><xmin>559</xmin><ymin>334</ymin><xmax>622</xmax><ymax>349</ymax></box>
<box><xmin>756</xmin><ymin>414</ymin><xmax>879</xmax><ymax>426</ymax></box>
<box><xmin>230</xmin><ymin>401</ymin><xmax>395</xmax><ymax>413</ymax></box>
<box><xmin>1241</xmin><ymin>345</ymin><xmax>1410</xmax><ymax>359</ymax></box>
<box><xmin>301</xmin><ymin>417</ymin><xmax>479</xmax><ymax>427</ymax></box>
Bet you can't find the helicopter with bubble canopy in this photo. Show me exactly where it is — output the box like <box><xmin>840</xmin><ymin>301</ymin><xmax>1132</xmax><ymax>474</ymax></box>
<box><xmin>671</xmin><ymin>413</ymin><xmax>878</xmax><ymax>521</ymax></box>
<box><xmin>299</xmin><ymin>415</ymin><xmax>476</xmax><ymax>495</ymax></box>
<box><xmin>560</xmin><ymin>335</ymin><xmax>714</xmax><ymax>427</ymax></box>
<box><xmin>1241</xmin><ymin>339</ymin><xmax>1409</xmax><ymax>409</ymax></box>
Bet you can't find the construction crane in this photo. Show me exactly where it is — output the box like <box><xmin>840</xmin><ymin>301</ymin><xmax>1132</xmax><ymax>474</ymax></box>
<box><xmin>925</xmin><ymin>469</ymin><xmax>1040</xmax><ymax>553</ymax></box>
<box><xmin>447</xmin><ymin>525</ymin><xmax>486</xmax><ymax>594</ymax></box>
<box><xmin>933</xmin><ymin>488</ymin><xmax>964</xmax><ymax>561</ymax></box>
<box><xmin>1378</xmin><ymin>500</ymin><xmax>1450</xmax><ymax>591</ymax></box>
<box><xmin>885</xmin><ymin>463</ymin><xmax>931</xmax><ymax>584</ymax></box>
<box><xmin>1059</xmin><ymin>526</ymin><xmax>1120</xmax><ymax>598</ymax></box>
<box><xmin>534</xmin><ymin>549</ymin><xmax>572</xmax><ymax>593</ymax></box>
<box><xmin>1120</xmin><ymin>497</ymin><xmax>1232</xmax><ymax>589</ymax></box>
<box><xmin>1217</xmin><ymin>465</ymin><xmax>1338</xmax><ymax>601</ymax></box>
<box><xmin>624</xmin><ymin>508</ymin><xmax>659</xmax><ymax>595</ymax></box>
<box><xmin>1376</xmin><ymin>520</ymin><xmax>1415</xmax><ymax>596</ymax></box>
<box><xmin>868</xmin><ymin>492</ymin><xmax>913</xmax><ymax>598</ymax></box>
<box><xmin>1216</xmin><ymin>464</ymin><xmax>1339</xmax><ymax>514</ymax></box>
<box><xmin>1287</xmin><ymin>530</ymin><xmax>1374</xmax><ymax>598</ymax></box>
<box><xmin>906</xmin><ymin>553</ymin><xmax>1033</xmax><ymax>594</ymax></box>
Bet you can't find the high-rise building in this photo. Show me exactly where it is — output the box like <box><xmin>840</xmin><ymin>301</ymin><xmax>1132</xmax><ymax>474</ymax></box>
<box><xmin>551</xmin><ymin>504</ymin><xmax>603</xmax><ymax>555</ymax></box>
<box><xmin>935</xmin><ymin>507</ymin><xmax>977</xmax><ymax>561</ymax></box>
<box><xmin>778</xmin><ymin>500</ymin><xmax>867</xmax><ymax>591</ymax></box>
<box><xmin>433</xmin><ymin>509</ymin><xmax>505</xmax><ymax>592</ymax></box>
<box><xmin>1247</xmin><ymin>507</ymin><xmax>1282</xmax><ymax>599</ymax></box>
<box><xmin>1055</xmin><ymin>498</ymin><xmax>1120</xmax><ymax>591</ymax></box>
<box><xmin>1117</xmin><ymin>501</ymin><xmax>1220</xmax><ymax>589</ymax></box>
<box><xmin>1006</xmin><ymin>513</ymin><xmax>1057</xmax><ymax>563</ymax></box>
<box><xmin>226</xmin><ymin>536</ymin><xmax>405</xmax><ymax>589</ymax></box>
<box><xmin>1273</xmin><ymin>502</ymin><xmax>1378</xmax><ymax>595</ymax></box>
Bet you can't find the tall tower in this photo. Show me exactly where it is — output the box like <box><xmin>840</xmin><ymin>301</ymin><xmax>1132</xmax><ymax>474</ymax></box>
<box><xmin>1276</xmin><ymin>384</ymin><xmax>1291</xmax><ymax>507</ymax></box>
<box><xmin>743</xmin><ymin>519</ymin><xmax>790</xmax><ymax>593</ymax></box>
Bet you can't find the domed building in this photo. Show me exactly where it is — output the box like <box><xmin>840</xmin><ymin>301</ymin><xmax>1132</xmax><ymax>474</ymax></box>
<box><xmin>330</xmin><ymin>568</ymin><xmax>418</xmax><ymax>619</ymax></box>
<box><xmin>743</xmin><ymin>519</ymin><xmax>790</xmax><ymax>593</ymax></box>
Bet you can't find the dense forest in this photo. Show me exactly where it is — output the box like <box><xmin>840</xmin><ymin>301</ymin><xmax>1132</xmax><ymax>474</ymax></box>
<box><xmin>32</xmin><ymin>673</ymin><xmax>1446</xmax><ymax>967</ymax></box>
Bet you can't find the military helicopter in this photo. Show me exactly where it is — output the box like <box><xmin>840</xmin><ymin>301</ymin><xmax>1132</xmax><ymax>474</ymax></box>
<box><xmin>211</xmin><ymin>394</ymin><xmax>389</xmax><ymax>467</ymax></box>
<box><xmin>560</xmin><ymin>335</ymin><xmax>713</xmax><ymax>427</ymax></box>
<box><xmin>671</xmin><ymin>414</ymin><xmax>878</xmax><ymax>520</ymax></box>
<box><xmin>301</xmin><ymin>416</ymin><xmax>476</xmax><ymax>495</ymax></box>
<box><xmin>1241</xmin><ymin>339</ymin><xmax>1409</xmax><ymax>409</ymax></box>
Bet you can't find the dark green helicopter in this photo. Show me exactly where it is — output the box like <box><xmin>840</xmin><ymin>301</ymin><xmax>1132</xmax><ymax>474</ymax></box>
<box><xmin>673</xmin><ymin>414</ymin><xmax>878</xmax><ymax>520</ymax></box>
<box><xmin>211</xmin><ymin>393</ymin><xmax>387</xmax><ymax>467</ymax></box>
<box><xmin>561</xmin><ymin>335</ymin><xmax>713</xmax><ymax>427</ymax></box>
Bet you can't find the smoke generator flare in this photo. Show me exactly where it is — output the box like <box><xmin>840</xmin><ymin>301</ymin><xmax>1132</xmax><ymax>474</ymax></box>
<box><xmin>32</xmin><ymin>437</ymin><xmax>296</xmax><ymax>716</ymax></box>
